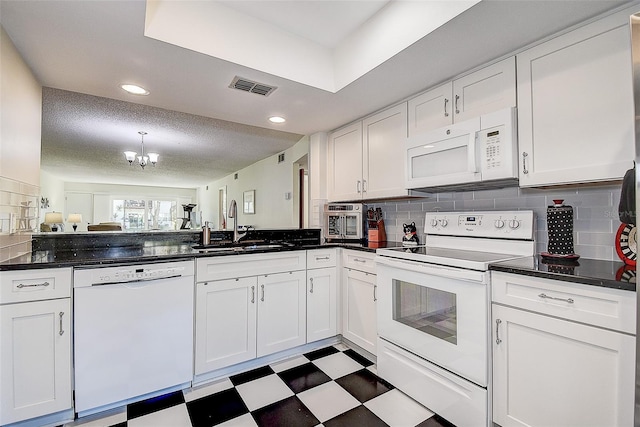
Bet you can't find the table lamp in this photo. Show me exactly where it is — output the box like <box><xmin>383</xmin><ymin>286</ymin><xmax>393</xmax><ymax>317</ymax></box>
<box><xmin>44</xmin><ymin>212</ymin><xmax>64</xmax><ymax>232</ymax></box>
<box><xmin>67</xmin><ymin>213</ymin><xmax>82</xmax><ymax>231</ymax></box>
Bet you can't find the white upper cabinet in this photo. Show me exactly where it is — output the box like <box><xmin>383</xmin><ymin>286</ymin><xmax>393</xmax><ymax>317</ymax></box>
<box><xmin>517</xmin><ymin>10</ymin><xmax>634</xmax><ymax>187</ymax></box>
<box><xmin>328</xmin><ymin>121</ymin><xmax>363</xmax><ymax>202</ymax></box>
<box><xmin>408</xmin><ymin>56</ymin><xmax>516</xmax><ymax>137</ymax></box>
<box><xmin>328</xmin><ymin>104</ymin><xmax>409</xmax><ymax>202</ymax></box>
<box><xmin>362</xmin><ymin>103</ymin><xmax>408</xmax><ymax>200</ymax></box>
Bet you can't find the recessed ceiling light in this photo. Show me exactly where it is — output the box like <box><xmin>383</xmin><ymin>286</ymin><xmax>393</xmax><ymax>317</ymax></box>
<box><xmin>269</xmin><ymin>116</ymin><xmax>286</xmax><ymax>123</ymax></box>
<box><xmin>121</xmin><ymin>84</ymin><xmax>149</xmax><ymax>95</ymax></box>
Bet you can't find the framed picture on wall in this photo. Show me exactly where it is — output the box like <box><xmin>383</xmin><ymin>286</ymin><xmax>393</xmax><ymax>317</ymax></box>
<box><xmin>243</xmin><ymin>190</ymin><xmax>255</xmax><ymax>214</ymax></box>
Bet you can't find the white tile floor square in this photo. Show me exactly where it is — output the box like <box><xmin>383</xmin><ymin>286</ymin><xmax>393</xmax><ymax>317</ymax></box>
<box><xmin>269</xmin><ymin>355</ymin><xmax>310</xmax><ymax>373</ymax></box>
<box><xmin>127</xmin><ymin>404</ymin><xmax>192</xmax><ymax>427</ymax></box>
<box><xmin>365</xmin><ymin>389</ymin><xmax>435</xmax><ymax>426</ymax></box>
<box><xmin>234</xmin><ymin>373</ymin><xmax>294</xmax><ymax>411</ymax></box>
<box><xmin>311</xmin><ymin>351</ymin><xmax>364</xmax><ymax>379</ymax></box>
<box><xmin>297</xmin><ymin>380</ymin><xmax>360</xmax><ymax>422</ymax></box>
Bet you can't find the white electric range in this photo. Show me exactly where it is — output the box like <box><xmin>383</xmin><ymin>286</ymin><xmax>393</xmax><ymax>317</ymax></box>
<box><xmin>375</xmin><ymin>210</ymin><xmax>535</xmax><ymax>427</ymax></box>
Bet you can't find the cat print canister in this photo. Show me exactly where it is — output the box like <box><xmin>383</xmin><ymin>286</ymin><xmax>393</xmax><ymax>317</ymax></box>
<box><xmin>546</xmin><ymin>199</ymin><xmax>575</xmax><ymax>255</ymax></box>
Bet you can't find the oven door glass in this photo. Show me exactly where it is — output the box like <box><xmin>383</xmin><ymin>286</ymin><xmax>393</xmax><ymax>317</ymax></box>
<box><xmin>393</xmin><ymin>280</ymin><xmax>457</xmax><ymax>344</ymax></box>
<box><xmin>377</xmin><ymin>261</ymin><xmax>488</xmax><ymax>386</ymax></box>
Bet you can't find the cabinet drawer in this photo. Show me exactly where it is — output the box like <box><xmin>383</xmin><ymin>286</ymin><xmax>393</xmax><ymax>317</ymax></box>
<box><xmin>342</xmin><ymin>249</ymin><xmax>376</xmax><ymax>274</ymax></box>
<box><xmin>196</xmin><ymin>251</ymin><xmax>306</xmax><ymax>282</ymax></box>
<box><xmin>491</xmin><ymin>272</ymin><xmax>635</xmax><ymax>334</ymax></box>
<box><xmin>307</xmin><ymin>249</ymin><xmax>337</xmax><ymax>269</ymax></box>
<box><xmin>0</xmin><ymin>268</ymin><xmax>72</xmax><ymax>304</ymax></box>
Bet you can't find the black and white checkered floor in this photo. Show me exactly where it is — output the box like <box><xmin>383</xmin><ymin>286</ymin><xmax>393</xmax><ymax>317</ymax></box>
<box><xmin>65</xmin><ymin>344</ymin><xmax>455</xmax><ymax>427</ymax></box>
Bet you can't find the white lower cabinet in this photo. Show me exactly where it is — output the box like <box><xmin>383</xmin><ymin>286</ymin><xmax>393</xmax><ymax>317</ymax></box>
<box><xmin>306</xmin><ymin>267</ymin><xmax>337</xmax><ymax>343</ymax></box>
<box><xmin>0</xmin><ymin>298</ymin><xmax>72</xmax><ymax>425</ymax></box>
<box><xmin>342</xmin><ymin>266</ymin><xmax>377</xmax><ymax>355</ymax></box>
<box><xmin>257</xmin><ymin>271</ymin><xmax>307</xmax><ymax>357</ymax></box>
<box><xmin>195</xmin><ymin>277</ymin><xmax>257</xmax><ymax>374</ymax></box>
<box><xmin>491</xmin><ymin>272</ymin><xmax>635</xmax><ymax>427</ymax></box>
<box><xmin>195</xmin><ymin>270</ymin><xmax>306</xmax><ymax>375</ymax></box>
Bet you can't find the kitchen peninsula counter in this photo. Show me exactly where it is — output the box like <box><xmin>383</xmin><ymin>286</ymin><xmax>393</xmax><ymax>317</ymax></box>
<box><xmin>490</xmin><ymin>255</ymin><xmax>635</xmax><ymax>292</ymax></box>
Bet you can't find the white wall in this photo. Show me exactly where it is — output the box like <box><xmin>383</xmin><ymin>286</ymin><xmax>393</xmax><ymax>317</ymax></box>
<box><xmin>63</xmin><ymin>182</ymin><xmax>197</xmax><ymax>227</ymax></box>
<box><xmin>0</xmin><ymin>25</ymin><xmax>41</xmax><ymax>186</ymax></box>
<box><xmin>39</xmin><ymin>170</ymin><xmax>65</xmax><ymax>223</ymax></box>
<box><xmin>0</xmin><ymin>24</ymin><xmax>42</xmax><ymax>260</ymax></box>
<box><xmin>199</xmin><ymin>136</ymin><xmax>309</xmax><ymax>229</ymax></box>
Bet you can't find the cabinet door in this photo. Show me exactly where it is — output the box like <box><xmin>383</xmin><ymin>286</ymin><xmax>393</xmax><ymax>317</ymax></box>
<box><xmin>306</xmin><ymin>267</ymin><xmax>337</xmax><ymax>343</ymax></box>
<box><xmin>257</xmin><ymin>271</ymin><xmax>306</xmax><ymax>357</ymax></box>
<box><xmin>492</xmin><ymin>304</ymin><xmax>634</xmax><ymax>427</ymax></box>
<box><xmin>362</xmin><ymin>103</ymin><xmax>409</xmax><ymax>199</ymax></box>
<box><xmin>517</xmin><ymin>16</ymin><xmax>634</xmax><ymax>187</ymax></box>
<box><xmin>452</xmin><ymin>56</ymin><xmax>516</xmax><ymax>122</ymax></box>
<box><xmin>194</xmin><ymin>277</ymin><xmax>257</xmax><ymax>374</ymax></box>
<box><xmin>328</xmin><ymin>122</ymin><xmax>363</xmax><ymax>202</ymax></box>
<box><xmin>408</xmin><ymin>82</ymin><xmax>453</xmax><ymax>137</ymax></box>
<box><xmin>0</xmin><ymin>299</ymin><xmax>72</xmax><ymax>425</ymax></box>
<box><xmin>342</xmin><ymin>268</ymin><xmax>377</xmax><ymax>355</ymax></box>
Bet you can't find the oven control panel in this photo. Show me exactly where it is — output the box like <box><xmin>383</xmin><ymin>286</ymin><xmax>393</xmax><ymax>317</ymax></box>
<box><xmin>425</xmin><ymin>211</ymin><xmax>534</xmax><ymax>239</ymax></box>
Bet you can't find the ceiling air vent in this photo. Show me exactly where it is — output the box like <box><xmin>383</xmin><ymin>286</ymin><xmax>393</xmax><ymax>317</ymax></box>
<box><xmin>229</xmin><ymin>76</ymin><xmax>277</xmax><ymax>97</ymax></box>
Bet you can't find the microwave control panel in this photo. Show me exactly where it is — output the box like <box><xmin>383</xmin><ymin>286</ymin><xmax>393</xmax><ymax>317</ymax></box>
<box><xmin>477</xmin><ymin>107</ymin><xmax>518</xmax><ymax>180</ymax></box>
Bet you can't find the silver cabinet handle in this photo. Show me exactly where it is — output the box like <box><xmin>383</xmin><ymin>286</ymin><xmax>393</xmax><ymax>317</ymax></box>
<box><xmin>538</xmin><ymin>293</ymin><xmax>574</xmax><ymax>304</ymax></box>
<box><xmin>261</xmin><ymin>284</ymin><xmax>265</xmax><ymax>302</ymax></box>
<box><xmin>354</xmin><ymin>258</ymin><xmax>366</xmax><ymax>263</ymax></box>
<box><xmin>251</xmin><ymin>285</ymin><xmax>255</xmax><ymax>303</ymax></box>
<box><xmin>357</xmin><ymin>180</ymin><xmax>361</xmax><ymax>193</ymax></box>
<box><xmin>373</xmin><ymin>284</ymin><xmax>377</xmax><ymax>302</ymax></box>
<box><xmin>522</xmin><ymin>152</ymin><xmax>529</xmax><ymax>174</ymax></box>
<box><xmin>17</xmin><ymin>281</ymin><xmax>50</xmax><ymax>289</ymax></box>
<box><xmin>59</xmin><ymin>312</ymin><xmax>65</xmax><ymax>336</ymax></box>
<box><xmin>362</xmin><ymin>179</ymin><xmax>367</xmax><ymax>193</ymax></box>
<box><xmin>455</xmin><ymin>94</ymin><xmax>460</xmax><ymax>114</ymax></box>
<box><xmin>444</xmin><ymin>98</ymin><xmax>449</xmax><ymax>117</ymax></box>
<box><xmin>309</xmin><ymin>277</ymin><xmax>314</xmax><ymax>293</ymax></box>
<box><xmin>495</xmin><ymin>319</ymin><xmax>502</xmax><ymax>345</ymax></box>
<box><xmin>315</xmin><ymin>256</ymin><xmax>330</xmax><ymax>261</ymax></box>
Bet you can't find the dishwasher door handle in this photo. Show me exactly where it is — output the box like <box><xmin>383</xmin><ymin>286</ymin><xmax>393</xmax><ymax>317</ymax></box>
<box><xmin>91</xmin><ymin>274</ymin><xmax>183</xmax><ymax>287</ymax></box>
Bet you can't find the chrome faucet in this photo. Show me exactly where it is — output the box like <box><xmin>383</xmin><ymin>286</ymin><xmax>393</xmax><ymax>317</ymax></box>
<box><xmin>228</xmin><ymin>199</ymin><xmax>247</xmax><ymax>244</ymax></box>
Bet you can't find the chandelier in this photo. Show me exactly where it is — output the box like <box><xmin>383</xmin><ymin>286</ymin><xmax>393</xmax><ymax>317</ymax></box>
<box><xmin>124</xmin><ymin>131</ymin><xmax>158</xmax><ymax>169</ymax></box>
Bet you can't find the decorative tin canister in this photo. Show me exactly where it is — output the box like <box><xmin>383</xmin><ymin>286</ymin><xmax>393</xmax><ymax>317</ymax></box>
<box><xmin>546</xmin><ymin>199</ymin><xmax>576</xmax><ymax>257</ymax></box>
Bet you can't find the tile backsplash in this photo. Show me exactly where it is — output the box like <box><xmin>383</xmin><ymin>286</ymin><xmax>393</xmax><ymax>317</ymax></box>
<box><xmin>0</xmin><ymin>176</ymin><xmax>39</xmax><ymax>262</ymax></box>
<box><xmin>369</xmin><ymin>184</ymin><xmax>624</xmax><ymax>261</ymax></box>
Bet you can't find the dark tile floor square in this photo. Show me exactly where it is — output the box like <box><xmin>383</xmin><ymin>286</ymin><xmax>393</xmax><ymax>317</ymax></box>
<box><xmin>303</xmin><ymin>345</ymin><xmax>340</xmax><ymax>360</ymax></box>
<box><xmin>277</xmin><ymin>362</ymin><xmax>332</xmax><ymax>393</ymax></box>
<box><xmin>186</xmin><ymin>388</ymin><xmax>249</xmax><ymax>427</ymax></box>
<box><xmin>251</xmin><ymin>395</ymin><xmax>319</xmax><ymax>427</ymax></box>
<box><xmin>126</xmin><ymin>390</ymin><xmax>185</xmax><ymax>420</ymax></box>
<box><xmin>229</xmin><ymin>365</ymin><xmax>275</xmax><ymax>386</ymax></box>
<box><xmin>324</xmin><ymin>404</ymin><xmax>388</xmax><ymax>427</ymax></box>
<box><xmin>343</xmin><ymin>349</ymin><xmax>374</xmax><ymax>367</ymax></box>
<box><xmin>335</xmin><ymin>369</ymin><xmax>393</xmax><ymax>403</ymax></box>
<box><xmin>109</xmin><ymin>423</ymin><xmax>127</xmax><ymax>427</ymax></box>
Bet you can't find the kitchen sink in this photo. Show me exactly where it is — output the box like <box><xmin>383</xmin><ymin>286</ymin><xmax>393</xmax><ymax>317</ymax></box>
<box><xmin>193</xmin><ymin>243</ymin><xmax>284</xmax><ymax>253</ymax></box>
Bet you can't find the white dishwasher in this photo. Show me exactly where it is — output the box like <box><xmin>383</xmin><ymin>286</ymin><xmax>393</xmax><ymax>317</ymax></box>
<box><xmin>73</xmin><ymin>260</ymin><xmax>194</xmax><ymax>416</ymax></box>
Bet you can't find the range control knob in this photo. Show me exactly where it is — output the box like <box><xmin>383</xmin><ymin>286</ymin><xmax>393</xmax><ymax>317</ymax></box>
<box><xmin>508</xmin><ymin>219</ymin><xmax>521</xmax><ymax>230</ymax></box>
<box><xmin>431</xmin><ymin>219</ymin><xmax>439</xmax><ymax>227</ymax></box>
<box><xmin>494</xmin><ymin>219</ymin><xmax>505</xmax><ymax>229</ymax></box>
<box><xmin>440</xmin><ymin>219</ymin><xmax>448</xmax><ymax>227</ymax></box>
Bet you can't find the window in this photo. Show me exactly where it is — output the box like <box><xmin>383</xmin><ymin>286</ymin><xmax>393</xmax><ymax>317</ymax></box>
<box><xmin>112</xmin><ymin>199</ymin><xmax>179</xmax><ymax>230</ymax></box>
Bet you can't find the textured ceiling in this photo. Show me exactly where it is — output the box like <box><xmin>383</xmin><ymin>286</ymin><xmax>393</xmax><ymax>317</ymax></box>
<box><xmin>1</xmin><ymin>0</ymin><xmax>634</xmax><ymax>188</ymax></box>
<box><xmin>41</xmin><ymin>88</ymin><xmax>303</xmax><ymax>188</ymax></box>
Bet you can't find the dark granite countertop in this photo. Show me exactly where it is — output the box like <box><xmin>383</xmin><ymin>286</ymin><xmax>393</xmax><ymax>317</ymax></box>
<box><xmin>0</xmin><ymin>237</ymin><xmax>402</xmax><ymax>270</ymax></box>
<box><xmin>490</xmin><ymin>255</ymin><xmax>635</xmax><ymax>292</ymax></box>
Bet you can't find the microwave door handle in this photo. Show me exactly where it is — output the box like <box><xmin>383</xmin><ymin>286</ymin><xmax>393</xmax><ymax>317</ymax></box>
<box><xmin>468</xmin><ymin>132</ymin><xmax>480</xmax><ymax>174</ymax></box>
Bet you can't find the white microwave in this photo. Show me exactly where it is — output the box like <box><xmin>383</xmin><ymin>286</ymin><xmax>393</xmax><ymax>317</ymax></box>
<box><xmin>405</xmin><ymin>107</ymin><xmax>518</xmax><ymax>190</ymax></box>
